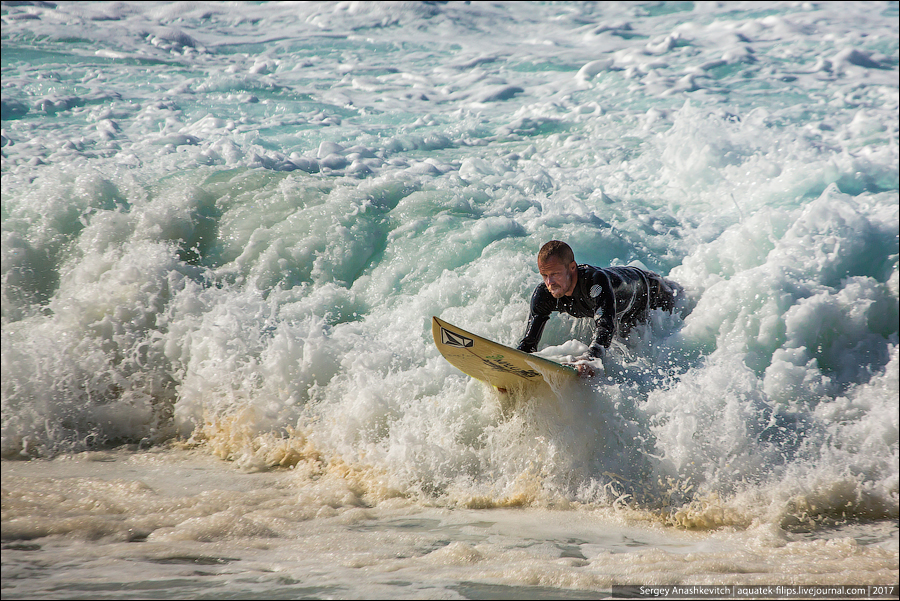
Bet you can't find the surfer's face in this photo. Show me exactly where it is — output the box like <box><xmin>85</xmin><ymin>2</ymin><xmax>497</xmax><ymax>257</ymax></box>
<box><xmin>538</xmin><ymin>256</ymin><xmax>577</xmax><ymax>298</ymax></box>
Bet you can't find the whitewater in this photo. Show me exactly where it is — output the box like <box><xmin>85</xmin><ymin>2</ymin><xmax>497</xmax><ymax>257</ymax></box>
<box><xmin>2</xmin><ymin>1</ymin><xmax>898</xmax><ymax>598</ymax></box>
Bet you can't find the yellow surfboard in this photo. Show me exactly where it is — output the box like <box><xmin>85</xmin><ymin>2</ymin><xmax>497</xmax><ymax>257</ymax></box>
<box><xmin>432</xmin><ymin>316</ymin><xmax>578</xmax><ymax>391</ymax></box>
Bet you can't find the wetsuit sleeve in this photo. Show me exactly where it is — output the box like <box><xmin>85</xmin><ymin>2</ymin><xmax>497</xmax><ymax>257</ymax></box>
<box><xmin>587</xmin><ymin>271</ymin><xmax>616</xmax><ymax>357</ymax></box>
<box><xmin>516</xmin><ymin>284</ymin><xmax>553</xmax><ymax>353</ymax></box>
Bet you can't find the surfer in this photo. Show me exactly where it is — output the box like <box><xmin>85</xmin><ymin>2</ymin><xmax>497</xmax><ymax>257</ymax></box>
<box><xmin>517</xmin><ymin>240</ymin><xmax>681</xmax><ymax>376</ymax></box>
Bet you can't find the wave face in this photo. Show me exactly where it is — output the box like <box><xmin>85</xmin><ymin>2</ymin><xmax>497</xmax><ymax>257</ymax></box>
<box><xmin>2</xmin><ymin>1</ymin><xmax>897</xmax><ymax>530</ymax></box>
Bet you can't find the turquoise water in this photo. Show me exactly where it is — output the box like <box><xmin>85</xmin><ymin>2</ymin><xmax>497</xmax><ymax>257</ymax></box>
<box><xmin>2</xmin><ymin>1</ymin><xmax>897</xmax><ymax>598</ymax></box>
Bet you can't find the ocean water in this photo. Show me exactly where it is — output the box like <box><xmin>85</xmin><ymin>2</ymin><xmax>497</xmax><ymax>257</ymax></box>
<box><xmin>1</xmin><ymin>1</ymin><xmax>898</xmax><ymax>598</ymax></box>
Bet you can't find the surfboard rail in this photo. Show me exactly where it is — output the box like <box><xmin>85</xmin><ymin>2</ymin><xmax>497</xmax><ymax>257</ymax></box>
<box><xmin>432</xmin><ymin>316</ymin><xmax>577</xmax><ymax>391</ymax></box>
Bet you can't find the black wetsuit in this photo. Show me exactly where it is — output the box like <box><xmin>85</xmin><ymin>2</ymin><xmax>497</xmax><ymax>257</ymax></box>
<box><xmin>516</xmin><ymin>265</ymin><xmax>677</xmax><ymax>358</ymax></box>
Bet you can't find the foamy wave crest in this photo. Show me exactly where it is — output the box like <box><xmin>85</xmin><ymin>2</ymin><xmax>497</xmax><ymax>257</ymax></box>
<box><xmin>2</xmin><ymin>0</ymin><xmax>897</xmax><ymax>531</ymax></box>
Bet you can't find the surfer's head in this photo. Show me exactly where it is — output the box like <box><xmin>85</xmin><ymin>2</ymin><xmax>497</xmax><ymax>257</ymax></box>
<box><xmin>537</xmin><ymin>240</ymin><xmax>577</xmax><ymax>298</ymax></box>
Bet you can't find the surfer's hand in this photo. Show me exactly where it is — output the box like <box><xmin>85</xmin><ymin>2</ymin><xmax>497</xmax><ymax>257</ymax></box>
<box><xmin>569</xmin><ymin>348</ymin><xmax>603</xmax><ymax>378</ymax></box>
<box><xmin>566</xmin><ymin>354</ymin><xmax>597</xmax><ymax>378</ymax></box>
<box><xmin>572</xmin><ymin>361</ymin><xmax>595</xmax><ymax>378</ymax></box>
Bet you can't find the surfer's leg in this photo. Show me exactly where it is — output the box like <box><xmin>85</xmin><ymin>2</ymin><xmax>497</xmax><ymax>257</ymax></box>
<box><xmin>649</xmin><ymin>275</ymin><xmax>677</xmax><ymax>313</ymax></box>
<box><xmin>663</xmin><ymin>277</ymin><xmax>694</xmax><ymax>318</ymax></box>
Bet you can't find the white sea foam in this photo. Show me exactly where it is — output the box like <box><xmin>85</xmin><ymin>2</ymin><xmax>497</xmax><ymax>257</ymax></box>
<box><xmin>1</xmin><ymin>1</ymin><xmax>897</xmax><ymax>596</ymax></box>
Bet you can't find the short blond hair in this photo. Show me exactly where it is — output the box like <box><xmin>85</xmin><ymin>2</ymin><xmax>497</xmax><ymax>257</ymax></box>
<box><xmin>538</xmin><ymin>240</ymin><xmax>575</xmax><ymax>265</ymax></box>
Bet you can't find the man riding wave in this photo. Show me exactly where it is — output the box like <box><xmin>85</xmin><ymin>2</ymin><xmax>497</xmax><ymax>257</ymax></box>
<box><xmin>517</xmin><ymin>241</ymin><xmax>682</xmax><ymax>374</ymax></box>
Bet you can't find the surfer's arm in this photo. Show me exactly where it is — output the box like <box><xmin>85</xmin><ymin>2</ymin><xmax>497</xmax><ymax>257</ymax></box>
<box><xmin>588</xmin><ymin>274</ymin><xmax>616</xmax><ymax>357</ymax></box>
<box><xmin>516</xmin><ymin>285</ymin><xmax>553</xmax><ymax>353</ymax></box>
<box><xmin>516</xmin><ymin>313</ymin><xmax>548</xmax><ymax>353</ymax></box>
<box><xmin>589</xmin><ymin>311</ymin><xmax>615</xmax><ymax>357</ymax></box>
<box><xmin>588</xmin><ymin>306</ymin><xmax>616</xmax><ymax>356</ymax></box>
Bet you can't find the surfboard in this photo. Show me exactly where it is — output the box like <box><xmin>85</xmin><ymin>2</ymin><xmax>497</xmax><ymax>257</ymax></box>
<box><xmin>432</xmin><ymin>316</ymin><xmax>578</xmax><ymax>391</ymax></box>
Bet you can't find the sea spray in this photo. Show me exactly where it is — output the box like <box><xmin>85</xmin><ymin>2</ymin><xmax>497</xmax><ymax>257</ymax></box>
<box><xmin>2</xmin><ymin>0</ymin><xmax>897</xmax><ymax>532</ymax></box>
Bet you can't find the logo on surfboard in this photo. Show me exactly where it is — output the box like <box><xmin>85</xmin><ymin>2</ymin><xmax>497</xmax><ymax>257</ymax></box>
<box><xmin>441</xmin><ymin>327</ymin><xmax>473</xmax><ymax>348</ymax></box>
